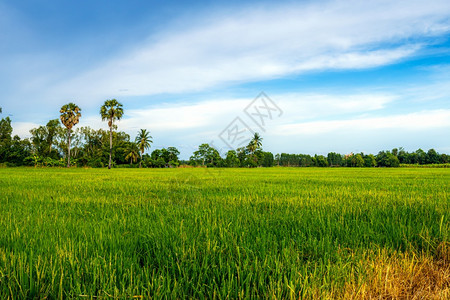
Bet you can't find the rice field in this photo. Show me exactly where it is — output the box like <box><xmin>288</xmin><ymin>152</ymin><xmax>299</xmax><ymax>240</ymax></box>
<box><xmin>0</xmin><ymin>167</ymin><xmax>449</xmax><ymax>299</ymax></box>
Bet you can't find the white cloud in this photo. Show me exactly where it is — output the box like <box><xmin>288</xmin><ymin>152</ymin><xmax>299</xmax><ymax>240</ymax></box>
<box><xmin>34</xmin><ymin>0</ymin><xmax>450</xmax><ymax>102</ymax></box>
<box><xmin>274</xmin><ymin>93</ymin><xmax>395</xmax><ymax>121</ymax></box>
<box><xmin>3</xmin><ymin>1</ymin><xmax>450</xmax><ymax>157</ymax></box>
<box><xmin>11</xmin><ymin>122</ymin><xmax>40</xmax><ymax>138</ymax></box>
<box><xmin>122</xmin><ymin>99</ymin><xmax>248</xmax><ymax>131</ymax></box>
<box><xmin>95</xmin><ymin>92</ymin><xmax>394</xmax><ymax>136</ymax></box>
<box><xmin>274</xmin><ymin>109</ymin><xmax>450</xmax><ymax>135</ymax></box>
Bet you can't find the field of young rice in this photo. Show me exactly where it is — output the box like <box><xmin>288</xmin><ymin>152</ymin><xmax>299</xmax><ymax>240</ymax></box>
<box><xmin>0</xmin><ymin>167</ymin><xmax>448</xmax><ymax>298</ymax></box>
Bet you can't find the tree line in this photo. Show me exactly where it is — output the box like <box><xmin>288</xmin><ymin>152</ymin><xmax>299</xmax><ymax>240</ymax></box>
<box><xmin>0</xmin><ymin>104</ymin><xmax>448</xmax><ymax>168</ymax></box>
<box><xmin>274</xmin><ymin>148</ymin><xmax>448</xmax><ymax>168</ymax></box>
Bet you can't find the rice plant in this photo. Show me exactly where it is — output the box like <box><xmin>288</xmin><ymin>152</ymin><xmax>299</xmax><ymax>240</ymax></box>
<box><xmin>0</xmin><ymin>167</ymin><xmax>448</xmax><ymax>298</ymax></box>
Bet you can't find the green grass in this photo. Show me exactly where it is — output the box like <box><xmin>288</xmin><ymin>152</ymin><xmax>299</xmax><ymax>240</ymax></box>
<box><xmin>0</xmin><ymin>168</ymin><xmax>448</xmax><ymax>298</ymax></box>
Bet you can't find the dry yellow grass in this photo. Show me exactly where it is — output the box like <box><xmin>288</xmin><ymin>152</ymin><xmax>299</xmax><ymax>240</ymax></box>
<box><xmin>342</xmin><ymin>243</ymin><xmax>449</xmax><ymax>300</ymax></box>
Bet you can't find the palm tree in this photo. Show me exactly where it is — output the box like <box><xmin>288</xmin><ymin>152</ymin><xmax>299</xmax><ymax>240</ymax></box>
<box><xmin>60</xmin><ymin>103</ymin><xmax>81</xmax><ymax>167</ymax></box>
<box><xmin>247</xmin><ymin>132</ymin><xmax>263</xmax><ymax>155</ymax></box>
<box><xmin>246</xmin><ymin>133</ymin><xmax>263</xmax><ymax>166</ymax></box>
<box><xmin>100</xmin><ymin>99</ymin><xmax>124</xmax><ymax>169</ymax></box>
<box><xmin>125</xmin><ymin>142</ymin><xmax>139</xmax><ymax>166</ymax></box>
<box><xmin>135</xmin><ymin>129</ymin><xmax>153</xmax><ymax>168</ymax></box>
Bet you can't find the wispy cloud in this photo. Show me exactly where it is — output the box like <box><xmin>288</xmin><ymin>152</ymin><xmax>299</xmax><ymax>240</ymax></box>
<box><xmin>109</xmin><ymin>92</ymin><xmax>394</xmax><ymax>135</ymax></box>
<box><xmin>11</xmin><ymin>0</ymin><xmax>448</xmax><ymax>105</ymax></box>
<box><xmin>274</xmin><ymin>109</ymin><xmax>450</xmax><ymax>135</ymax></box>
<box><xmin>4</xmin><ymin>0</ymin><xmax>450</xmax><ymax>156</ymax></box>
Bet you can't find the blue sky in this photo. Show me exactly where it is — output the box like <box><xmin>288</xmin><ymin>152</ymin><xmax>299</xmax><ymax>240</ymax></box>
<box><xmin>1</xmin><ymin>0</ymin><xmax>450</xmax><ymax>158</ymax></box>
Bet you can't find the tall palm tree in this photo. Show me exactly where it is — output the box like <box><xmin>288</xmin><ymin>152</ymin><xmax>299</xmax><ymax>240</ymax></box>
<box><xmin>247</xmin><ymin>132</ymin><xmax>263</xmax><ymax>155</ymax></box>
<box><xmin>60</xmin><ymin>103</ymin><xmax>81</xmax><ymax>167</ymax></box>
<box><xmin>125</xmin><ymin>142</ymin><xmax>140</xmax><ymax>166</ymax></box>
<box><xmin>135</xmin><ymin>129</ymin><xmax>153</xmax><ymax>168</ymax></box>
<box><xmin>100</xmin><ymin>99</ymin><xmax>124</xmax><ymax>169</ymax></box>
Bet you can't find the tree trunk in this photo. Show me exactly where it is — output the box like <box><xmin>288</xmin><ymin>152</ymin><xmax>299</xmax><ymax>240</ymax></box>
<box><xmin>139</xmin><ymin>151</ymin><xmax>143</xmax><ymax>168</ymax></box>
<box><xmin>109</xmin><ymin>123</ymin><xmax>112</xmax><ymax>169</ymax></box>
<box><xmin>67</xmin><ymin>129</ymin><xmax>71</xmax><ymax>168</ymax></box>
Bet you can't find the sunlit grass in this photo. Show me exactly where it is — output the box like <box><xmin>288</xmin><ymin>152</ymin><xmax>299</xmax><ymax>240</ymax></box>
<box><xmin>0</xmin><ymin>167</ymin><xmax>448</xmax><ymax>298</ymax></box>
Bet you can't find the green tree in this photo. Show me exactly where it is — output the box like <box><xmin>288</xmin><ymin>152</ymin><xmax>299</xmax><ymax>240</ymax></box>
<box><xmin>391</xmin><ymin>148</ymin><xmax>398</xmax><ymax>157</ymax></box>
<box><xmin>246</xmin><ymin>133</ymin><xmax>263</xmax><ymax>165</ymax></box>
<box><xmin>247</xmin><ymin>133</ymin><xmax>263</xmax><ymax>155</ymax></box>
<box><xmin>260</xmin><ymin>151</ymin><xmax>274</xmax><ymax>167</ymax></box>
<box><xmin>327</xmin><ymin>152</ymin><xmax>343</xmax><ymax>167</ymax></box>
<box><xmin>354</xmin><ymin>154</ymin><xmax>364</xmax><ymax>167</ymax></box>
<box><xmin>60</xmin><ymin>103</ymin><xmax>81</xmax><ymax>167</ymax></box>
<box><xmin>397</xmin><ymin>147</ymin><xmax>407</xmax><ymax>164</ymax></box>
<box><xmin>225</xmin><ymin>150</ymin><xmax>240</xmax><ymax>167</ymax></box>
<box><xmin>29</xmin><ymin>120</ymin><xmax>63</xmax><ymax>159</ymax></box>
<box><xmin>0</xmin><ymin>117</ymin><xmax>13</xmax><ymax>163</ymax></box>
<box><xmin>100</xmin><ymin>99</ymin><xmax>124</xmax><ymax>169</ymax></box>
<box><xmin>151</xmin><ymin>149</ymin><xmax>163</xmax><ymax>161</ymax></box>
<box><xmin>344</xmin><ymin>153</ymin><xmax>354</xmax><ymax>167</ymax></box>
<box><xmin>426</xmin><ymin>148</ymin><xmax>439</xmax><ymax>164</ymax></box>
<box><xmin>166</xmin><ymin>147</ymin><xmax>180</xmax><ymax>164</ymax></box>
<box><xmin>150</xmin><ymin>147</ymin><xmax>180</xmax><ymax>168</ymax></box>
<box><xmin>77</xmin><ymin>126</ymin><xmax>107</xmax><ymax>167</ymax></box>
<box><xmin>190</xmin><ymin>144</ymin><xmax>218</xmax><ymax>166</ymax></box>
<box><xmin>416</xmin><ymin>149</ymin><xmax>426</xmax><ymax>165</ymax></box>
<box><xmin>236</xmin><ymin>147</ymin><xmax>249</xmax><ymax>166</ymax></box>
<box><xmin>154</xmin><ymin>157</ymin><xmax>166</xmax><ymax>168</ymax></box>
<box><xmin>0</xmin><ymin>117</ymin><xmax>13</xmax><ymax>143</ymax></box>
<box><xmin>135</xmin><ymin>129</ymin><xmax>153</xmax><ymax>168</ymax></box>
<box><xmin>46</xmin><ymin>119</ymin><xmax>61</xmax><ymax>156</ymax></box>
<box><xmin>387</xmin><ymin>155</ymin><xmax>400</xmax><ymax>167</ymax></box>
<box><xmin>30</xmin><ymin>126</ymin><xmax>47</xmax><ymax>157</ymax></box>
<box><xmin>364</xmin><ymin>154</ymin><xmax>377</xmax><ymax>167</ymax></box>
<box><xmin>124</xmin><ymin>142</ymin><xmax>139</xmax><ymax>166</ymax></box>
<box><xmin>376</xmin><ymin>151</ymin><xmax>399</xmax><ymax>167</ymax></box>
<box><xmin>407</xmin><ymin>152</ymin><xmax>418</xmax><ymax>164</ymax></box>
<box><xmin>314</xmin><ymin>155</ymin><xmax>328</xmax><ymax>167</ymax></box>
<box><xmin>9</xmin><ymin>135</ymin><xmax>31</xmax><ymax>166</ymax></box>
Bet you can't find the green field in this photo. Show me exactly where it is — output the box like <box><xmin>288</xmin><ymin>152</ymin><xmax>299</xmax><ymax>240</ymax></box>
<box><xmin>0</xmin><ymin>168</ymin><xmax>448</xmax><ymax>299</ymax></box>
